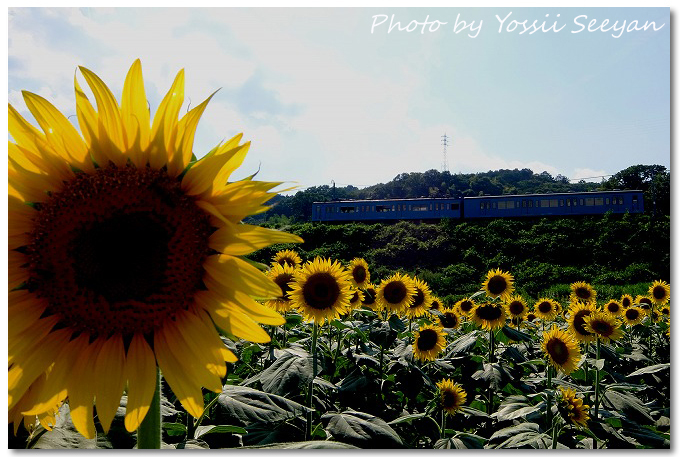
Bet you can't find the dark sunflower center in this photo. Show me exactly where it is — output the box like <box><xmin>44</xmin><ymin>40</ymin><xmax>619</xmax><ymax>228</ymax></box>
<box><xmin>476</xmin><ymin>304</ymin><xmax>502</xmax><ymax>321</ymax></box>
<box><xmin>350</xmin><ymin>291</ymin><xmax>360</xmax><ymax>304</ymax></box>
<box><xmin>527</xmin><ymin>313</ymin><xmax>536</xmax><ymax>322</ymax></box>
<box><xmin>383</xmin><ymin>281</ymin><xmax>407</xmax><ymax>304</ymax></box>
<box><xmin>487</xmin><ymin>275</ymin><xmax>507</xmax><ymax>295</ymax></box>
<box><xmin>416</xmin><ymin>328</ymin><xmax>438</xmax><ymax>351</ymax></box>
<box><xmin>431</xmin><ymin>300</ymin><xmax>440</xmax><ymax>310</ymax></box>
<box><xmin>279</xmin><ymin>257</ymin><xmax>295</xmax><ymax>268</ymax></box>
<box><xmin>27</xmin><ymin>165</ymin><xmax>212</xmax><ymax>336</ymax></box>
<box><xmin>653</xmin><ymin>286</ymin><xmax>667</xmax><ymax>299</ymax></box>
<box><xmin>606</xmin><ymin>302</ymin><xmax>620</xmax><ymax>313</ymax></box>
<box><xmin>442</xmin><ymin>390</ymin><xmax>458</xmax><ymax>408</ymax></box>
<box><xmin>662</xmin><ymin>308</ymin><xmax>669</xmax><ymax>315</ymax></box>
<box><xmin>592</xmin><ymin>321</ymin><xmax>612</xmax><ymax>336</ymax></box>
<box><xmin>573</xmin><ymin>310</ymin><xmax>592</xmax><ymax>336</ymax></box>
<box><xmin>274</xmin><ymin>273</ymin><xmax>294</xmax><ymax>300</ymax></box>
<box><xmin>639</xmin><ymin>298</ymin><xmax>651</xmax><ymax>309</ymax></box>
<box><xmin>440</xmin><ymin>312</ymin><xmax>459</xmax><ymax>328</ymax></box>
<box><xmin>302</xmin><ymin>272</ymin><xmax>340</xmax><ymax>310</ymax></box>
<box><xmin>538</xmin><ymin>301</ymin><xmax>553</xmax><ymax>314</ymax></box>
<box><xmin>460</xmin><ymin>300</ymin><xmax>473</xmax><ymax>313</ymax></box>
<box><xmin>411</xmin><ymin>289</ymin><xmax>425</xmax><ymax>308</ymax></box>
<box><xmin>509</xmin><ymin>301</ymin><xmax>524</xmax><ymax>316</ymax></box>
<box><xmin>352</xmin><ymin>265</ymin><xmax>367</xmax><ymax>283</ymax></box>
<box><xmin>546</xmin><ymin>337</ymin><xmax>570</xmax><ymax>365</ymax></box>
<box><xmin>621</xmin><ymin>297</ymin><xmax>631</xmax><ymax>308</ymax></box>
<box><xmin>575</xmin><ymin>287</ymin><xmax>591</xmax><ymax>300</ymax></box>
<box><xmin>363</xmin><ymin>288</ymin><xmax>376</xmax><ymax>305</ymax></box>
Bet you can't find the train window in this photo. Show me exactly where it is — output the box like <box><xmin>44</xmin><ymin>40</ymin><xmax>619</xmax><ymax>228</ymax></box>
<box><xmin>340</xmin><ymin>206</ymin><xmax>356</xmax><ymax>213</ymax></box>
<box><xmin>536</xmin><ymin>200</ymin><xmax>541</xmax><ymax>208</ymax></box>
<box><xmin>413</xmin><ymin>204</ymin><xmax>428</xmax><ymax>211</ymax></box>
<box><xmin>528</xmin><ymin>200</ymin><xmax>533</xmax><ymax>208</ymax></box>
<box><xmin>585</xmin><ymin>198</ymin><xmax>594</xmax><ymax>206</ymax></box>
<box><xmin>605</xmin><ymin>198</ymin><xmax>610</xmax><ymax>205</ymax></box>
<box><xmin>548</xmin><ymin>199</ymin><xmax>558</xmax><ymax>207</ymax></box>
<box><xmin>492</xmin><ymin>202</ymin><xmax>497</xmax><ymax>209</ymax></box>
<box><xmin>619</xmin><ymin>198</ymin><xmax>624</xmax><ymax>205</ymax></box>
<box><xmin>522</xmin><ymin>200</ymin><xmax>526</xmax><ymax>208</ymax></box>
<box><xmin>498</xmin><ymin>201</ymin><xmax>506</xmax><ymax>209</ymax></box>
<box><xmin>566</xmin><ymin>199</ymin><xmax>571</xmax><ymax>206</ymax></box>
<box><xmin>430</xmin><ymin>204</ymin><xmax>433</xmax><ymax>211</ymax></box>
<box><xmin>559</xmin><ymin>199</ymin><xmax>564</xmax><ymax>207</ymax></box>
<box><xmin>632</xmin><ymin>195</ymin><xmax>638</xmax><ymax>204</ymax></box>
<box><xmin>480</xmin><ymin>202</ymin><xmax>484</xmax><ymax>209</ymax></box>
<box><xmin>595</xmin><ymin>198</ymin><xmax>603</xmax><ymax>206</ymax></box>
<box><xmin>580</xmin><ymin>199</ymin><xmax>584</xmax><ymax>206</ymax></box>
<box><xmin>392</xmin><ymin>205</ymin><xmax>395</xmax><ymax>211</ymax></box>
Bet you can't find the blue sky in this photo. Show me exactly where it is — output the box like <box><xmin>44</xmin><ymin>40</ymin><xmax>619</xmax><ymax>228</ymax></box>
<box><xmin>8</xmin><ymin>7</ymin><xmax>670</xmax><ymax>191</ymax></box>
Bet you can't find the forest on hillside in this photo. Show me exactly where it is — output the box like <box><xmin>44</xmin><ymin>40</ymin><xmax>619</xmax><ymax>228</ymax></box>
<box><xmin>246</xmin><ymin>164</ymin><xmax>669</xmax><ymax>223</ymax></box>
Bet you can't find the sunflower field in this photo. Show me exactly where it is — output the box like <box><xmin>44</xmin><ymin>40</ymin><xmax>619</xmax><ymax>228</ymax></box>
<box><xmin>14</xmin><ymin>248</ymin><xmax>671</xmax><ymax>449</ymax></box>
<box><xmin>7</xmin><ymin>61</ymin><xmax>670</xmax><ymax>449</ymax></box>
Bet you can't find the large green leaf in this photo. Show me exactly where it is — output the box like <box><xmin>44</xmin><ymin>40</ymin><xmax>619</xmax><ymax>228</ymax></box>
<box><xmin>472</xmin><ymin>362</ymin><xmax>513</xmax><ymax>389</ymax></box>
<box><xmin>501</xmin><ymin>325</ymin><xmax>533</xmax><ymax>343</ymax></box>
<box><xmin>321</xmin><ymin>410</ymin><xmax>403</xmax><ymax>448</ymax></box>
<box><xmin>29</xmin><ymin>404</ymin><xmax>112</xmax><ymax>449</ymax></box>
<box><xmin>447</xmin><ymin>331</ymin><xmax>480</xmax><ymax>356</ymax></box>
<box><xmin>601</xmin><ymin>390</ymin><xmax>654</xmax><ymax>425</ymax></box>
<box><xmin>243</xmin><ymin>440</ymin><xmax>359</xmax><ymax>449</ymax></box>
<box><xmin>244</xmin><ymin>347</ymin><xmax>319</xmax><ymax>396</ymax></box>
<box><xmin>627</xmin><ymin>363</ymin><xmax>670</xmax><ymax>377</ymax></box>
<box><xmin>216</xmin><ymin>385</ymin><xmax>311</xmax><ymax>426</ymax></box>
<box><xmin>434</xmin><ymin>433</ymin><xmax>486</xmax><ymax>449</ymax></box>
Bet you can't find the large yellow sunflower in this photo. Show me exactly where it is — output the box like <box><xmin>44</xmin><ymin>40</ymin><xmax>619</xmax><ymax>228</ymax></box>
<box><xmin>635</xmin><ymin>295</ymin><xmax>653</xmax><ymax>313</ymax></box>
<box><xmin>376</xmin><ymin>272</ymin><xmax>416</xmax><ymax>315</ymax></box>
<box><xmin>583</xmin><ymin>311</ymin><xmax>623</xmax><ymax>344</ymax></box>
<box><xmin>347</xmin><ymin>257</ymin><xmax>371</xmax><ymax>289</ymax></box>
<box><xmin>534</xmin><ymin>298</ymin><xmax>560</xmax><ymax>321</ymax></box>
<box><xmin>454</xmin><ymin>297</ymin><xmax>476</xmax><ymax>317</ymax></box>
<box><xmin>570</xmin><ymin>281</ymin><xmax>597</xmax><ymax>305</ymax></box>
<box><xmin>430</xmin><ymin>296</ymin><xmax>443</xmax><ymax>311</ymax></box>
<box><xmin>505</xmin><ymin>295</ymin><xmax>528</xmax><ymax>320</ymax></box>
<box><xmin>567</xmin><ymin>302</ymin><xmax>596</xmax><ymax>343</ymax></box>
<box><xmin>412</xmin><ymin>324</ymin><xmax>447</xmax><ymax>361</ymax></box>
<box><xmin>622</xmin><ymin>307</ymin><xmax>645</xmax><ymax>327</ymax></box>
<box><xmin>403</xmin><ymin>277</ymin><xmax>434</xmax><ymax>318</ymax></box>
<box><xmin>481</xmin><ymin>269</ymin><xmax>514</xmax><ymax>300</ymax></box>
<box><xmin>558</xmin><ymin>387</ymin><xmax>590</xmax><ymax>428</ymax></box>
<box><xmin>541</xmin><ymin>325</ymin><xmax>581</xmax><ymax>375</ymax></box>
<box><xmin>360</xmin><ymin>283</ymin><xmax>381</xmax><ymax>312</ymax></box>
<box><xmin>347</xmin><ymin>288</ymin><xmax>365</xmax><ymax>311</ymax></box>
<box><xmin>438</xmin><ymin>307</ymin><xmax>461</xmax><ymax>330</ymax></box>
<box><xmin>649</xmin><ymin>280</ymin><xmax>670</xmax><ymax>306</ymax></box>
<box><xmin>265</xmin><ymin>263</ymin><xmax>297</xmax><ymax>313</ymax></box>
<box><xmin>436</xmin><ymin>379</ymin><xmax>467</xmax><ymax>415</ymax></box>
<box><xmin>289</xmin><ymin>257</ymin><xmax>352</xmax><ymax>325</ymax></box>
<box><xmin>469</xmin><ymin>303</ymin><xmax>507</xmax><ymax>331</ymax></box>
<box><xmin>8</xmin><ymin>60</ymin><xmax>302</xmax><ymax>438</ymax></box>
<box><xmin>272</xmin><ymin>249</ymin><xmax>303</xmax><ymax>269</ymax></box>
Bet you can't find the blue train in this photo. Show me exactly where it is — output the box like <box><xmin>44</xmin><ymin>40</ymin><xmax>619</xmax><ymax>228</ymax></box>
<box><xmin>311</xmin><ymin>190</ymin><xmax>644</xmax><ymax>222</ymax></box>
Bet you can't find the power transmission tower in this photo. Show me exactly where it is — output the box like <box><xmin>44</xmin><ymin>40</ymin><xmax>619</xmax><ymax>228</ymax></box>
<box><xmin>441</xmin><ymin>133</ymin><xmax>450</xmax><ymax>173</ymax></box>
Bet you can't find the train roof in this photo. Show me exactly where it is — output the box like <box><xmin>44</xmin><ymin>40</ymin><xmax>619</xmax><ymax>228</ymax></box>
<box><xmin>312</xmin><ymin>189</ymin><xmax>643</xmax><ymax>205</ymax></box>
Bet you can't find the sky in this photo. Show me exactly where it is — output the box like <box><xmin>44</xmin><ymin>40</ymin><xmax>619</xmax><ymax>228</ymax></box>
<box><xmin>8</xmin><ymin>7</ymin><xmax>670</xmax><ymax>192</ymax></box>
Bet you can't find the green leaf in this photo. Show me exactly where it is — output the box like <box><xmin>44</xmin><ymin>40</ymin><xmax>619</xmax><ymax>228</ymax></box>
<box><xmin>321</xmin><ymin>410</ymin><xmax>403</xmax><ymax>448</ymax></box>
<box><xmin>242</xmin><ymin>440</ymin><xmax>359</xmax><ymax>449</ymax></box>
<box><xmin>163</xmin><ymin>422</ymin><xmax>188</xmax><ymax>437</ymax></box>
<box><xmin>601</xmin><ymin>390</ymin><xmax>654</xmax><ymax>425</ymax></box>
<box><xmin>194</xmin><ymin>425</ymin><xmax>247</xmax><ymax>439</ymax></box>
<box><xmin>435</xmin><ymin>433</ymin><xmax>486</xmax><ymax>449</ymax></box>
<box><xmin>448</xmin><ymin>331</ymin><xmax>480</xmax><ymax>356</ymax></box>
<box><xmin>388</xmin><ymin>314</ymin><xmax>406</xmax><ymax>333</ymax></box>
<box><xmin>501</xmin><ymin>325</ymin><xmax>533</xmax><ymax>343</ymax></box>
<box><xmin>387</xmin><ymin>413</ymin><xmax>427</xmax><ymax>425</ymax></box>
<box><xmin>216</xmin><ymin>385</ymin><xmax>312</xmax><ymax>426</ymax></box>
<box><xmin>494</xmin><ymin>402</ymin><xmax>541</xmax><ymax>422</ymax></box>
<box><xmin>244</xmin><ymin>347</ymin><xmax>318</xmax><ymax>396</ymax></box>
<box><xmin>29</xmin><ymin>404</ymin><xmax>113</xmax><ymax>449</ymax></box>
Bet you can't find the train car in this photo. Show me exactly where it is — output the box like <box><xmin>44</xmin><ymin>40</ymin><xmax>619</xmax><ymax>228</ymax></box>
<box><xmin>311</xmin><ymin>190</ymin><xmax>644</xmax><ymax>222</ymax></box>
<box><xmin>463</xmin><ymin>190</ymin><xmax>644</xmax><ymax>219</ymax></box>
<box><xmin>312</xmin><ymin>197</ymin><xmax>462</xmax><ymax>222</ymax></box>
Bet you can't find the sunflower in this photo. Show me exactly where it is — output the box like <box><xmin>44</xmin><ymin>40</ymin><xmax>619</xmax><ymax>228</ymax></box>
<box><xmin>635</xmin><ymin>295</ymin><xmax>653</xmax><ymax>312</ymax></box>
<box><xmin>649</xmin><ymin>280</ymin><xmax>670</xmax><ymax>306</ymax></box>
<box><xmin>412</xmin><ymin>324</ymin><xmax>447</xmax><ymax>361</ymax></box>
<box><xmin>265</xmin><ymin>263</ymin><xmax>297</xmax><ymax>313</ymax></box>
<box><xmin>660</xmin><ymin>305</ymin><xmax>670</xmax><ymax>318</ymax></box>
<box><xmin>376</xmin><ymin>273</ymin><xmax>416</xmax><ymax>315</ymax></box>
<box><xmin>534</xmin><ymin>298</ymin><xmax>560</xmax><ymax>321</ymax></box>
<box><xmin>404</xmin><ymin>277</ymin><xmax>434</xmax><ymax>318</ymax></box>
<box><xmin>347</xmin><ymin>257</ymin><xmax>371</xmax><ymax>289</ymax></box>
<box><xmin>361</xmin><ymin>283</ymin><xmax>381</xmax><ymax>312</ymax></box>
<box><xmin>570</xmin><ymin>281</ymin><xmax>597</xmax><ymax>305</ymax></box>
<box><xmin>436</xmin><ymin>379</ymin><xmax>467</xmax><ymax>415</ymax></box>
<box><xmin>454</xmin><ymin>297</ymin><xmax>476</xmax><ymax>317</ymax></box>
<box><xmin>620</xmin><ymin>294</ymin><xmax>634</xmax><ymax>309</ymax></box>
<box><xmin>558</xmin><ymin>387</ymin><xmax>590</xmax><ymax>428</ymax></box>
<box><xmin>469</xmin><ymin>303</ymin><xmax>507</xmax><ymax>331</ymax></box>
<box><xmin>603</xmin><ymin>299</ymin><xmax>623</xmax><ymax>317</ymax></box>
<box><xmin>347</xmin><ymin>288</ymin><xmax>365</xmax><ymax>311</ymax></box>
<box><xmin>505</xmin><ymin>295</ymin><xmax>528</xmax><ymax>320</ymax></box>
<box><xmin>525</xmin><ymin>312</ymin><xmax>538</xmax><ymax>324</ymax></box>
<box><xmin>583</xmin><ymin>312</ymin><xmax>623</xmax><ymax>344</ymax></box>
<box><xmin>8</xmin><ymin>61</ymin><xmax>303</xmax><ymax>438</ymax></box>
<box><xmin>439</xmin><ymin>307</ymin><xmax>461</xmax><ymax>330</ymax></box>
<box><xmin>542</xmin><ymin>325</ymin><xmax>581</xmax><ymax>374</ymax></box>
<box><xmin>622</xmin><ymin>307</ymin><xmax>645</xmax><ymax>327</ymax></box>
<box><xmin>289</xmin><ymin>257</ymin><xmax>352</xmax><ymax>325</ymax></box>
<box><xmin>481</xmin><ymin>269</ymin><xmax>514</xmax><ymax>300</ymax></box>
<box><xmin>272</xmin><ymin>249</ymin><xmax>302</xmax><ymax>269</ymax></box>
<box><xmin>567</xmin><ymin>302</ymin><xmax>596</xmax><ymax>343</ymax></box>
<box><xmin>430</xmin><ymin>296</ymin><xmax>443</xmax><ymax>311</ymax></box>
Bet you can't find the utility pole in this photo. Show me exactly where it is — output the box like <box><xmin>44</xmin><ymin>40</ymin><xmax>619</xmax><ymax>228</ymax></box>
<box><xmin>441</xmin><ymin>133</ymin><xmax>450</xmax><ymax>173</ymax></box>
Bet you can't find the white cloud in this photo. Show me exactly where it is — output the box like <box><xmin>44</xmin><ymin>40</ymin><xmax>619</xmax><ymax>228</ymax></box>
<box><xmin>572</xmin><ymin>168</ymin><xmax>609</xmax><ymax>182</ymax></box>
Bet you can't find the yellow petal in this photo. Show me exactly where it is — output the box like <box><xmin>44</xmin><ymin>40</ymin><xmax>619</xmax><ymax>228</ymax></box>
<box><xmin>204</xmin><ymin>254</ymin><xmax>281</xmax><ymax>299</ymax></box>
<box><xmin>149</xmin><ymin>69</ymin><xmax>184</xmax><ymax>169</ymax></box>
<box><xmin>67</xmin><ymin>338</ymin><xmax>104</xmax><ymax>439</ymax></box>
<box><xmin>121</xmin><ymin>59</ymin><xmax>150</xmax><ymax>168</ymax></box>
<box><xmin>209</xmin><ymin>223</ymin><xmax>303</xmax><ymax>256</ymax></box>
<box><xmin>167</xmin><ymin>91</ymin><xmax>216</xmax><ymax>177</ymax></box>
<box><xmin>181</xmin><ymin>141</ymin><xmax>249</xmax><ymax>196</ymax></box>
<box><xmin>124</xmin><ymin>333</ymin><xmax>157</xmax><ymax>433</ymax></box>
<box><xmin>75</xmin><ymin>74</ymin><xmax>107</xmax><ymax>166</ymax></box>
<box><xmin>93</xmin><ymin>334</ymin><xmax>126</xmax><ymax>433</ymax></box>
<box><xmin>207</xmin><ymin>302</ymin><xmax>271</xmax><ymax>343</ymax></box>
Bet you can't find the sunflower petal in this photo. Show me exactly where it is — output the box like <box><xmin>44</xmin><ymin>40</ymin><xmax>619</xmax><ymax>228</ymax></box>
<box><xmin>68</xmin><ymin>338</ymin><xmax>104</xmax><ymax>439</ymax></box>
<box><xmin>121</xmin><ymin>59</ymin><xmax>151</xmax><ymax>168</ymax></box>
<box><xmin>181</xmin><ymin>142</ymin><xmax>250</xmax><ymax>196</ymax></box>
<box><xmin>149</xmin><ymin>69</ymin><xmax>184</xmax><ymax>169</ymax></box>
<box><xmin>93</xmin><ymin>334</ymin><xmax>126</xmax><ymax>433</ymax></box>
<box><xmin>124</xmin><ymin>333</ymin><xmax>157</xmax><ymax>433</ymax></box>
<box><xmin>204</xmin><ymin>254</ymin><xmax>281</xmax><ymax>299</ymax></box>
<box><xmin>209</xmin><ymin>223</ymin><xmax>303</xmax><ymax>256</ymax></box>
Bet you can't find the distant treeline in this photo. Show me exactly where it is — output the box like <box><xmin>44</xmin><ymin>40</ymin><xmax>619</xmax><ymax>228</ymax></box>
<box><xmin>246</xmin><ymin>164</ymin><xmax>669</xmax><ymax>223</ymax></box>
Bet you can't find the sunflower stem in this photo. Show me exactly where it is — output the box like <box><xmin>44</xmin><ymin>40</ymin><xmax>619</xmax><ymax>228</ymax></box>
<box><xmin>306</xmin><ymin>323</ymin><xmax>319</xmax><ymax>441</ymax></box>
<box><xmin>441</xmin><ymin>409</ymin><xmax>446</xmax><ymax>439</ymax></box>
<box><xmin>137</xmin><ymin>367</ymin><xmax>161</xmax><ymax>449</ymax></box>
<box><xmin>594</xmin><ymin>338</ymin><xmax>601</xmax><ymax>420</ymax></box>
<box><xmin>546</xmin><ymin>364</ymin><xmax>553</xmax><ymax>430</ymax></box>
